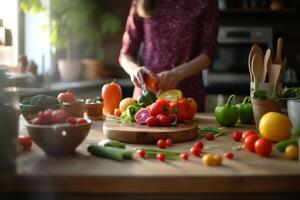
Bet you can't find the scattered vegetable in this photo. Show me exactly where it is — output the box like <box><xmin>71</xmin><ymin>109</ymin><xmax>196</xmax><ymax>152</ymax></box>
<box><xmin>241</xmin><ymin>129</ymin><xmax>257</xmax><ymax>141</ymax></box>
<box><xmin>166</xmin><ymin>139</ymin><xmax>173</xmax><ymax>147</ymax></box>
<box><xmin>18</xmin><ymin>135</ymin><xmax>32</xmax><ymax>150</ymax></box>
<box><xmin>136</xmin><ymin>149</ymin><xmax>146</xmax><ymax>158</ymax></box>
<box><xmin>135</xmin><ymin>108</ymin><xmax>151</xmax><ymax>124</ymax></box>
<box><xmin>224</xmin><ymin>152</ymin><xmax>234</xmax><ymax>159</ymax></box>
<box><xmin>157</xmin><ymin>153</ymin><xmax>166</xmax><ymax>162</ymax></box>
<box><xmin>98</xmin><ymin>139</ymin><xmax>126</xmax><ymax>149</ymax></box>
<box><xmin>87</xmin><ymin>145</ymin><xmax>133</xmax><ymax>161</ymax></box>
<box><xmin>157</xmin><ymin>139</ymin><xmax>167</xmax><ymax>149</ymax></box>
<box><xmin>146</xmin><ymin>116</ymin><xmax>159</xmax><ymax>127</ymax></box>
<box><xmin>137</xmin><ymin>91</ymin><xmax>157</xmax><ymax>107</ymax></box>
<box><xmin>232</xmin><ymin>131</ymin><xmax>243</xmax><ymax>142</ymax></box>
<box><xmin>254</xmin><ymin>138</ymin><xmax>272</xmax><ymax>157</ymax></box>
<box><xmin>285</xmin><ymin>145</ymin><xmax>298</xmax><ymax>160</ymax></box>
<box><xmin>119</xmin><ymin>97</ymin><xmax>137</xmax><ymax>113</ymax></box>
<box><xmin>205</xmin><ymin>133</ymin><xmax>215</xmax><ymax>141</ymax></box>
<box><xmin>202</xmin><ymin>154</ymin><xmax>222</xmax><ymax>166</ymax></box>
<box><xmin>214</xmin><ymin>95</ymin><xmax>239</xmax><ymax>127</ymax></box>
<box><xmin>194</xmin><ymin>141</ymin><xmax>204</xmax><ymax>150</ymax></box>
<box><xmin>190</xmin><ymin>146</ymin><xmax>202</xmax><ymax>157</ymax></box>
<box><xmin>180</xmin><ymin>153</ymin><xmax>189</xmax><ymax>161</ymax></box>
<box><xmin>244</xmin><ymin>134</ymin><xmax>259</xmax><ymax>152</ymax></box>
<box><xmin>275</xmin><ymin>139</ymin><xmax>298</xmax><ymax>152</ymax></box>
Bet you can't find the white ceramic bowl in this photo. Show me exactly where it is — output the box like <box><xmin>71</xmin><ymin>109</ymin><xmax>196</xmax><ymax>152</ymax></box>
<box><xmin>287</xmin><ymin>99</ymin><xmax>300</xmax><ymax>128</ymax></box>
<box><xmin>26</xmin><ymin>119</ymin><xmax>91</xmax><ymax>156</ymax></box>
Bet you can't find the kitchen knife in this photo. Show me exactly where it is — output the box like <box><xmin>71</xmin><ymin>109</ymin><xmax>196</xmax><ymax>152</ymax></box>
<box><xmin>137</xmin><ymin>71</ymin><xmax>147</xmax><ymax>94</ymax></box>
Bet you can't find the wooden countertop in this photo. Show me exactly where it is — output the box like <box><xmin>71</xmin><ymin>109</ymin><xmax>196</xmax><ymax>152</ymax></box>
<box><xmin>1</xmin><ymin>113</ymin><xmax>300</xmax><ymax>195</ymax></box>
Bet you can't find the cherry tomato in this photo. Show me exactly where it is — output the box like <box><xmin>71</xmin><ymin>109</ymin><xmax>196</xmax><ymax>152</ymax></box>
<box><xmin>157</xmin><ymin>153</ymin><xmax>166</xmax><ymax>162</ymax></box>
<box><xmin>212</xmin><ymin>154</ymin><xmax>223</xmax><ymax>166</ymax></box>
<box><xmin>194</xmin><ymin>141</ymin><xmax>204</xmax><ymax>150</ymax></box>
<box><xmin>224</xmin><ymin>152</ymin><xmax>234</xmax><ymax>159</ymax></box>
<box><xmin>51</xmin><ymin>109</ymin><xmax>68</xmax><ymax>124</ymax></box>
<box><xmin>136</xmin><ymin>149</ymin><xmax>146</xmax><ymax>158</ymax></box>
<box><xmin>114</xmin><ymin>108</ymin><xmax>122</xmax><ymax>117</ymax></box>
<box><xmin>206</xmin><ymin>133</ymin><xmax>215</xmax><ymax>141</ymax></box>
<box><xmin>190</xmin><ymin>146</ymin><xmax>202</xmax><ymax>157</ymax></box>
<box><xmin>150</xmin><ymin>99</ymin><xmax>170</xmax><ymax>116</ymax></box>
<box><xmin>157</xmin><ymin>114</ymin><xmax>171</xmax><ymax>126</ymax></box>
<box><xmin>57</xmin><ymin>90</ymin><xmax>76</xmax><ymax>102</ymax></box>
<box><xmin>66</xmin><ymin>117</ymin><xmax>77</xmax><ymax>125</ymax></box>
<box><xmin>18</xmin><ymin>135</ymin><xmax>32</xmax><ymax>150</ymax></box>
<box><xmin>242</xmin><ymin>129</ymin><xmax>257</xmax><ymax>141</ymax></box>
<box><xmin>166</xmin><ymin>138</ymin><xmax>173</xmax><ymax>147</ymax></box>
<box><xmin>181</xmin><ymin>153</ymin><xmax>189</xmax><ymax>161</ymax></box>
<box><xmin>32</xmin><ymin>110</ymin><xmax>53</xmax><ymax>125</ymax></box>
<box><xmin>101</xmin><ymin>81</ymin><xmax>123</xmax><ymax>116</ymax></box>
<box><xmin>146</xmin><ymin>116</ymin><xmax>159</xmax><ymax>127</ymax></box>
<box><xmin>157</xmin><ymin>139</ymin><xmax>167</xmax><ymax>149</ymax></box>
<box><xmin>244</xmin><ymin>134</ymin><xmax>259</xmax><ymax>152</ymax></box>
<box><xmin>285</xmin><ymin>145</ymin><xmax>298</xmax><ymax>160</ymax></box>
<box><xmin>232</xmin><ymin>131</ymin><xmax>243</xmax><ymax>142</ymax></box>
<box><xmin>254</xmin><ymin>138</ymin><xmax>272</xmax><ymax>157</ymax></box>
<box><xmin>76</xmin><ymin>118</ymin><xmax>87</xmax><ymax>124</ymax></box>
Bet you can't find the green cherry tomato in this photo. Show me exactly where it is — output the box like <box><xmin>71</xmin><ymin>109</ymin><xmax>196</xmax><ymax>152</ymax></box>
<box><xmin>236</xmin><ymin>96</ymin><xmax>254</xmax><ymax>124</ymax></box>
<box><xmin>214</xmin><ymin>95</ymin><xmax>239</xmax><ymax>127</ymax></box>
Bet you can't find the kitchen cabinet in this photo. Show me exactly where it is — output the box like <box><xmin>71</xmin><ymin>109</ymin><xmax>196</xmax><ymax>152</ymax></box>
<box><xmin>1</xmin><ymin>113</ymin><xmax>300</xmax><ymax>200</ymax></box>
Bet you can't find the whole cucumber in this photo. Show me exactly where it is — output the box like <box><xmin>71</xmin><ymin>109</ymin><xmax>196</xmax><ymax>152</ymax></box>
<box><xmin>275</xmin><ymin>139</ymin><xmax>298</xmax><ymax>152</ymax></box>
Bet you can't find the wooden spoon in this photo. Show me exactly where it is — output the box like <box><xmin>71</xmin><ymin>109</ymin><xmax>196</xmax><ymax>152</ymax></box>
<box><xmin>274</xmin><ymin>38</ymin><xmax>283</xmax><ymax>65</ymax></box>
<box><xmin>278</xmin><ymin>57</ymin><xmax>287</xmax><ymax>83</ymax></box>
<box><xmin>269</xmin><ymin>64</ymin><xmax>282</xmax><ymax>94</ymax></box>
<box><xmin>251</xmin><ymin>54</ymin><xmax>264</xmax><ymax>91</ymax></box>
<box><xmin>248</xmin><ymin>44</ymin><xmax>264</xmax><ymax>82</ymax></box>
<box><xmin>263</xmin><ymin>49</ymin><xmax>271</xmax><ymax>83</ymax></box>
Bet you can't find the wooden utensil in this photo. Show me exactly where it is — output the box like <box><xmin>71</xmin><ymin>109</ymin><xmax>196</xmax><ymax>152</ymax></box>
<box><xmin>278</xmin><ymin>57</ymin><xmax>287</xmax><ymax>83</ymax></box>
<box><xmin>263</xmin><ymin>49</ymin><xmax>271</xmax><ymax>83</ymax></box>
<box><xmin>103</xmin><ymin>119</ymin><xmax>198</xmax><ymax>144</ymax></box>
<box><xmin>248</xmin><ymin>44</ymin><xmax>264</xmax><ymax>82</ymax></box>
<box><xmin>251</xmin><ymin>53</ymin><xmax>264</xmax><ymax>90</ymax></box>
<box><xmin>274</xmin><ymin>38</ymin><xmax>283</xmax><ymax>65</ymax></box>
<box><xmin>269</xmin><ymin>64</ymin><xmax>282</xmax><ymax>94</ymax></box>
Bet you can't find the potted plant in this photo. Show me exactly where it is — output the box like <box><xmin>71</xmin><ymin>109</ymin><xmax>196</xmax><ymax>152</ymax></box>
<box><xmin>20</xmin><ymin>0</ymin><xmax>121</xmax><ymax>81</ymax></box>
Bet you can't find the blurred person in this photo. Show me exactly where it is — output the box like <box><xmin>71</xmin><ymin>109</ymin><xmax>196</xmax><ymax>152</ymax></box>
<box><xmin>119</xmin><ymin>0</ymin><xmax>219</xmax><ymax>112</ymax></box>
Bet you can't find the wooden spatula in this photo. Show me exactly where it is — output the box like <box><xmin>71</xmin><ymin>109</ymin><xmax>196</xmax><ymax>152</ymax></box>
<box><xmin>274</xmin><ymin>38</ymin><xmax>283</xmax><ymax>65</ymax></box>
<box><xmin>248</xmin><ymin>44</ymin><xmax>264</xmax><ymax>82</ymax></box>
<box><xmin>269</xmin><ymin>64</ymin><xmax>282</xmax><ymax>94</ymax></box>
<box><xmin>251</xmin><ymin>54</ymin><xmax>264</xmax><ymax>91</ymax></box>
<box><xmin>263</xmin><ymin>49</ymin><xmax>271</xmax><ymax>83</ymax></box>
<box><xmin>278</xmin><ymin>57</ymin><xmax>287</xmax><ymax>83</ymax></box>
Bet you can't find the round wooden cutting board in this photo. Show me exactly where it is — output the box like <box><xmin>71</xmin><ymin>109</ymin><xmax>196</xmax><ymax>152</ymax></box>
<box><xmin>103</xmin><ymin>119</ymin><xmax>199</xmax><ymax>144</ymax></box>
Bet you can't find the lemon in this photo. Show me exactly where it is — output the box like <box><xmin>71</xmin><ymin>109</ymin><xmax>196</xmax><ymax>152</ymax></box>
<box><xmin>119</xmin><ymin>97</ymin><xmax>137</xmax><ymax>113</ymax></box>
<box><xmin>259</xmin><ymin>112</ymin><xmax>292</xmax><ymax>142</ymax></box>
<box><xmin>157</xmin><ymin>89</ymin><xmax>183</xmax><ymax>102</ymax></box>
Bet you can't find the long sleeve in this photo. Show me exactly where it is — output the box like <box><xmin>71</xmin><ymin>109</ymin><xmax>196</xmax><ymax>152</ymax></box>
<box><xmin>119</xmin><ymin>0</ymin><xmax>144</xmax><ymax>59</ymax></box>
<box><xmin>198</xmin><ymin>0</ymin><xmax>220</xmax><ymax>62</ymax></box>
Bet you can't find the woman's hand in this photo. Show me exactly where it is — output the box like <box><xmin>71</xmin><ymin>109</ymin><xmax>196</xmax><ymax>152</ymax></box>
<box><xmin>130</xmin><ymin>66</ymin><xmax>153</xmax><ymax>88</ymax></box>
<box><xmin>157</xmin><ymin>69</ymin><xmax>182</xmax><ymax>92</ymax></box>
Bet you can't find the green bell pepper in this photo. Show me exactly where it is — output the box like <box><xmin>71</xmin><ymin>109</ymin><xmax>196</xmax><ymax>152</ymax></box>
<box><xmin>214</xmin><ymin>94</ymin><xmax>239</xmax><ymax>127</ymax></box>
<box><xmin>236</xmin><ymin>96</ymin><xmax>254</xmax><ymax>124</ymax></box>
<box><xmin>137</xmin><ymin>91</ymin><xmax>157</xmax><ymax>107</ymax></box>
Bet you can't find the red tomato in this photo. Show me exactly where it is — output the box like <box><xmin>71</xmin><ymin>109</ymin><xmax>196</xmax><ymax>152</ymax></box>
<box><xmin>144</xmin><ymin>74</ymin><xmax>159</xmax><ymax>94</ymax></box>
<box><xmin>150</xmin><ymin>99</ymin><xmax>170</xmax><ymax>116</ymax></box>
<box><xmin>232</xmin><ymin>131</ymin><xmax>243</xmax><ymax>142</ymax></box>
<box><xmin>136</xmin><ymin>149</ymin><xmax>146</xmax><ymax>158</ymax></box>
<box><xmin>51</xmin><ymin>109</ymin><xmax>67</xmax><ymax>124</ymax></box>
<box><xmin>146</xmin><ymin>116</ymin><xmax>159</xmax><ymax>127</ymax></box>
<box><xmin>31</xmin><ymin>110</ymin><xmax>53</xmax><ymax>125</ymax></box>
<box><xmin>169</xmin><ymin>101</ymin><xmax>188</xmax><ymax>123</ymax></box>
<box><xmin>101</xmin><ymin>81</ymin><xmax>123</xmax><ymax>116</ymax></box>
<box><xmin>190</xmin><ymin>146</ymin><xmax>202</xmax><ymax>157</ymax></box>
<box><xmin>244</xmin><ymin>134</ymin><xmax>259</xmax><ymax>152</ymax></box>
<box><xmin>66</xmin><ymin>117</ymin><xmax>77</xmax><ymax>125</ymax></box>
<box><xmin>194</xmin><ymin>141</ymin><xmax>204</xmax><ymax>150</ymax></box>
<box><xmin>181</xmin><ymin>153</ymin><xmax>189</xmax><ymax>161</ymax></box>
<box><xmin>76</xmin><ymin>118</ymin><xmax>87</xmax><ymax>124</ymax></box>
<box><xmin>58</xmin><ymin>90</ymin><xmax>76</xmax><ymax>102</ymax></box>
<box><xmin>242</xmin><ymin>129</ymin><xmax>258</xmax><ymax>141</ymax></box>
<box><xmin>157</xmin><ymin>114</ymin><xmax>171</xmax><ymax>126</ymax></box>
<box><xmin>166</xmin><ymin>138</ymin><xmax>173</xmax><ymax>147</ymax></box>
<box><xmin>157</xmin><ymin>153</ymin><xmax>166</xmax><ymax>162</ymax></box>
<box><xmin>157</xmin><ymin>139</ymin><xmax>167</xmax><ymax>149</ymax></box>
<box><xmin>224</xmin><ymin>152</ymin><xmax>234</xmax><ymax>159</ymax></box>
<box><xmin>186</xmin><ymin>98</ymin><xmax>197</xmax><ymax>119</ymax></box>
<box><xmin>255</xmin><ymin>138</ymin><xmax>272</xmax><ymax>157</ymax></box>
<box><xmin>18</xmin><ymin>135</ymin><xmax>32</xmax><ymax>150</ymax></box>
<box><xmin>206</xmin><ymin>133</ymin><xmax>215</xmax><ymax>141</ymax></box>
<box><xmin>114</xmin><ymin>108</ymin><xmax>122</xmax><ymax>117</ymax></box>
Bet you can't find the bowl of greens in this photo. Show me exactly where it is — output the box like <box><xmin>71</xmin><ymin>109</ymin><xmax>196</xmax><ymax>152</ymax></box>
<box><xmin>20</xmin><ymin>94</ymin><xmax>61</xmax><ymax>121</ymax></box>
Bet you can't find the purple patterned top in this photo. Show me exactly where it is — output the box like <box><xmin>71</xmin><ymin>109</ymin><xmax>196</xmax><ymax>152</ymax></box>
<box><xmin>120</xmin><ymin>0</ymin><xmax>219</xmax><ymax>111</ymax></box>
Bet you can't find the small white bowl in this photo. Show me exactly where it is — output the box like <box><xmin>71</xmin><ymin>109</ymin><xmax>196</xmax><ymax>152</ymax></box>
<box><xmin>26</xmin><ymin>119</ymin><xmax>91</xmax><ymax>156</ymax></box>
<box><xmin>287</xmin><ymin>99</ymin><xmax>300</xmax><ymax>128</ymax></box>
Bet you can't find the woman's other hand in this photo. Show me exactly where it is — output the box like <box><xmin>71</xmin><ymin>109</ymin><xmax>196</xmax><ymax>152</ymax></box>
<box><xmin>157</xmin><ymin>69</ymin><xmax>182</xmax><ymax>92</ymax></box>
